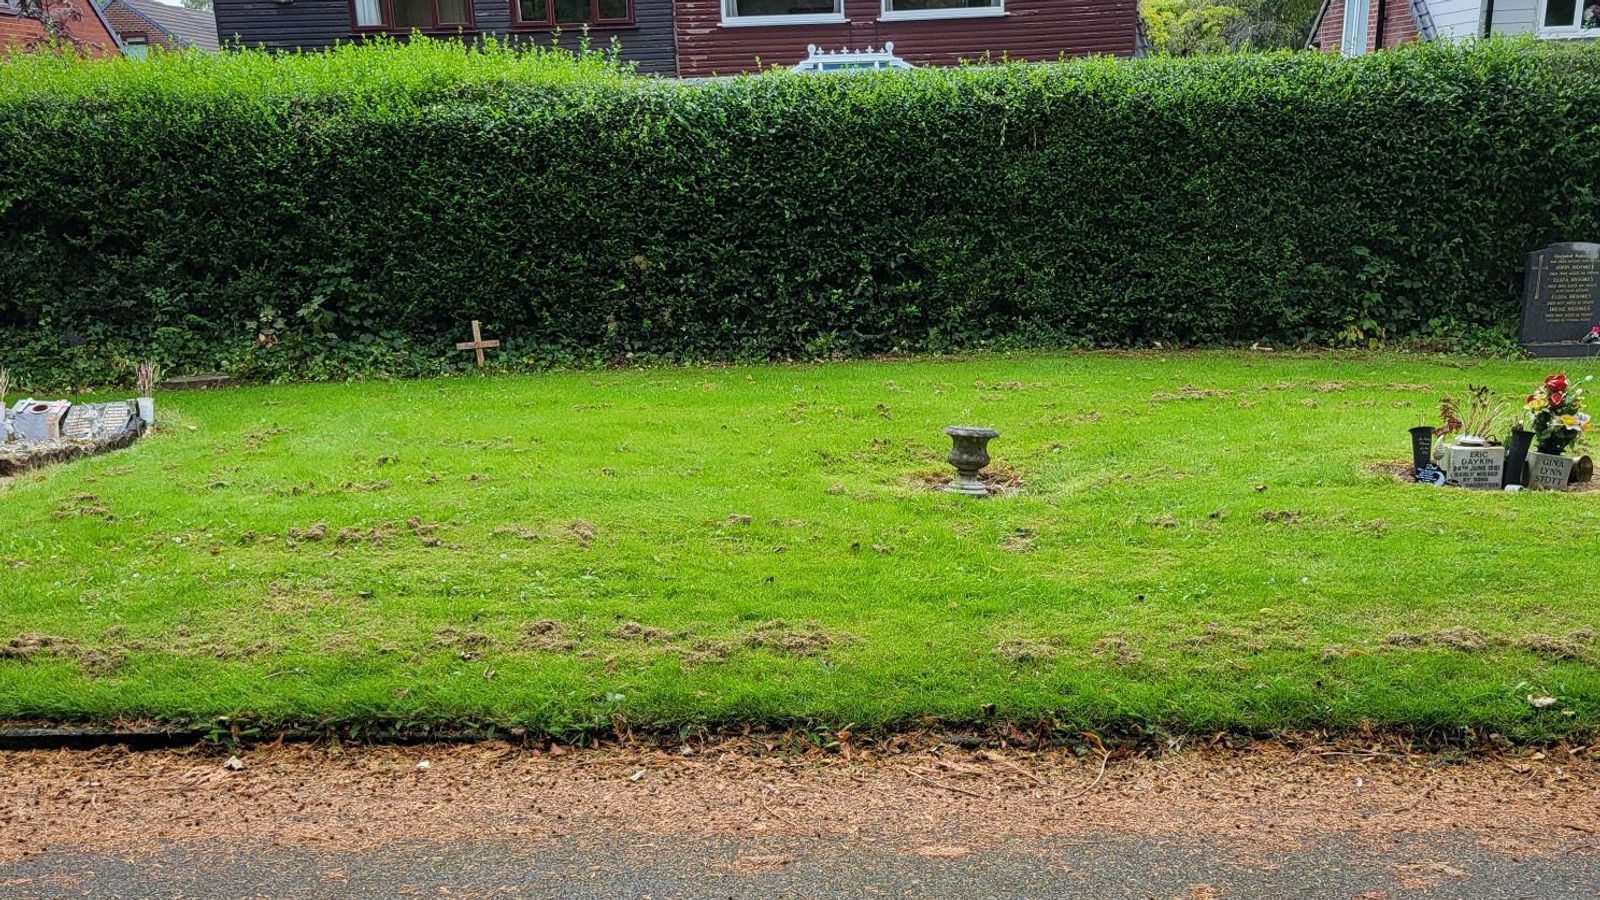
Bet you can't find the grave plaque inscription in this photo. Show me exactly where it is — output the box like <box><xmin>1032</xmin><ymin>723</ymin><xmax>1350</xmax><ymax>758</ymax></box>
<box><xmin>61</xmin><ymin>405</ymin><xmax>95</xmax><ymax>441</ymax></box>
<box><xmin>1443</xmin><ymin>444</ymin><xmax>1506</xmax><ymax>490</ymax></box>
<box><xmin>1522</xmin><ymin>242</ymin><xmax>1600</xmax><ymax>357</ymax></box>
<box><xmin>1529</xmin><ymin>452</ymin><xmax>1576</xmax><ymax>492</ymax></box>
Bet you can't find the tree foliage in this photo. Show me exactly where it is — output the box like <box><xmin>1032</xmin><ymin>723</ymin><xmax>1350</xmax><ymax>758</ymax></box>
<box><xmin>1143</xmin><ymin>0</ymin><xmax>1324</xmax><ymax>54</ymax></box>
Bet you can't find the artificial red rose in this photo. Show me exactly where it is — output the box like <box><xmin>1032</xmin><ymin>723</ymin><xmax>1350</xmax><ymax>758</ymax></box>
<box><xmin>1550</xmin><ymin>391</ymin><xmax>1566</xmax><ymax>407</ymax></box>
<box><xmin>1546</xmin><ymin>374</ymin><xmax>1569</xmax><ymax>393</ymax></box>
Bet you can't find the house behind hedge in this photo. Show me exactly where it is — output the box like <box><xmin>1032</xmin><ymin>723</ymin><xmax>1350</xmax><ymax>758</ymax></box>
<box><xmin>211</xmin><ymin>0</ymin><xmax>1140</xmax><ymax>76</ymax></box>
<box><xmin>1</xmin><ymin>0</ymin><xmax>121</xmax><ymax>54</ymax></box>
<box><xmin>100</xmin><ymin>0</ymin><xmax>219</xmax><ymax>55</ymax></box>
<box><xmin>213</xmin><ymin>0</ymin><xmax>677</xmax><ymax>71</ymax></box>
<box><xmin>1307</xmin><ymin>0</ymin><xmax>1597</xmax><ymax>53</ymax></box>
<box><xmin>674</xmin><ymin>0</ymin><xmax>1140</xmax><ymax>77</ymax></box>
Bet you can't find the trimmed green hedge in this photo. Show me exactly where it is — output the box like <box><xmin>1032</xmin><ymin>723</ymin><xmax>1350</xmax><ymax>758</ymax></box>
<box><xmin>3</xmin><ymin>39</ymin><xmax>1599</xmax><ymax>385</ymax></box>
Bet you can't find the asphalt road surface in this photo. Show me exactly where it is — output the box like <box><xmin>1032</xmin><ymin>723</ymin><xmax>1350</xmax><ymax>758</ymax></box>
<box><xmin>3</xmin><ymin>831</ymin><xmax>1599</xmax><ymax>898</ymax></box>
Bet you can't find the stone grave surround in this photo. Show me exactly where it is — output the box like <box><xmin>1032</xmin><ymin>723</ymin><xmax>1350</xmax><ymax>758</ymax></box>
<box><xmin>1522</xmin><ymin>242</ymin><xmax>1600</xmax><ymax>358</ymax></box>
<box><xmin>1</xmin><ymin>398</ymin><xmax>147</xmax><ymax>476</ymax></box>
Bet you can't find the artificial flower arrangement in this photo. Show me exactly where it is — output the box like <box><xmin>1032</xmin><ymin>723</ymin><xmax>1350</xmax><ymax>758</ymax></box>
<box><xmin>1525</xmin><ymin>373</ymin><xmax>1591</xmax><ymax>456</ymax></box>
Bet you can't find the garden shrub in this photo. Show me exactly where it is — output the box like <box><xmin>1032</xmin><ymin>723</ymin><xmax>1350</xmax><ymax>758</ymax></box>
<box><xmin>2</xmin><ymin>38</ymin><xmax>1598</xmax><ymax>385</ymax></box>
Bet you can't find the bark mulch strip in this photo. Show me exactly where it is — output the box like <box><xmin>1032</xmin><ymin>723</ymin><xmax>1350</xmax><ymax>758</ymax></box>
<box><xmin>3</xmin><ymin>738</ymin><xmax>1599</xmax><ymax>864</ymax></box>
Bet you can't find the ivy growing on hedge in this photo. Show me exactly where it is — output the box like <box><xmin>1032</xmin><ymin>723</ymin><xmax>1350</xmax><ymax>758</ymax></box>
<box><xmin>2</xmin><ymin>38</ymin><xmax>1598</xmax><ymax>385</ymax></box>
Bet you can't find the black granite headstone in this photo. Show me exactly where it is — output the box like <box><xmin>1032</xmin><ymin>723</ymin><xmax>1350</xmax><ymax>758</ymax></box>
<box><xmin>1522</xmin><ymin>242</ymin><xmax>1600</xmax><ymax>358</ymax></box>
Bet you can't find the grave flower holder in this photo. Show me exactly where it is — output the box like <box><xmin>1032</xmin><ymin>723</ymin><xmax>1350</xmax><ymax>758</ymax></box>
<box><xmin>1574</xmin><ymin>455</ymin><xmax>1595</xmax><ymax>484</ymax></box>
<box><xmin>1408</xmin><ymin>426</ymin><xmax>1435</xmax><ymax>474</ymax></box>
<box><xmin>1503</xmin><ymin>428</ymin><xmax>1534</xmax><ymax>488</ymax></box>
<box><xmin>944</xmin><ymin>426</ymin><xmax>999</xmax><ymax>498</ymax></box>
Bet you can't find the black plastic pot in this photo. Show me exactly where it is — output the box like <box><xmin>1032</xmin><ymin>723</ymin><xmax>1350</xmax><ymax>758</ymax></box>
<box><xmin>1503</xmin><ymin>429</ymin><xmax>1534</xmax><ymax>488</ymax></box>
<box><xmin>1408</xmin><ymin>426</ymin><xmax>1435</xmax><ymax>473</ymax></box>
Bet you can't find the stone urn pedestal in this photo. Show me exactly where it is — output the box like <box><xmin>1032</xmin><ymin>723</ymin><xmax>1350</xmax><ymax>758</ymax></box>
<box><xmin>944</xmin><ymin>426</ymin><xmax>999</xmax><ymax>498</ymax></box>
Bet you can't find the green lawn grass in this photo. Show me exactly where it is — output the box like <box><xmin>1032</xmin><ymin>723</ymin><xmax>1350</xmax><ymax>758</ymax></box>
<box><xmin>3</xmin><ymin>351</ymin><xmax>1598</xmax><ymax>740</ymax></box>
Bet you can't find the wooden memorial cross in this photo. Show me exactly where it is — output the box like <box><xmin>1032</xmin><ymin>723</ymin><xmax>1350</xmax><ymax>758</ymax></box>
<box><xmin>456</xmin><ymin>320</ymin><xmax>501</xmax><ymax>368</ymax></box>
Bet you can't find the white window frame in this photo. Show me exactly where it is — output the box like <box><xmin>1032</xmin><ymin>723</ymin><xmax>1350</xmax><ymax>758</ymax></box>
<box><xmin>1340</xmin><ymin>0</ymin><xmax>1370</xmax><ymax>56</ymax></box>
<box><xmin>879</xmin><ymin>0</ymin><xmax>1004</xmax><ymax>21</ymax></box>
<box><xmin>1536</xmin><ymin>0</ymin><xmax>1600</xmax><ymax>35</ymax></box>
<box><xmin>720</xmin><ymin>0</ymin><xmax>845</xmax><ymax>27</ymax></box>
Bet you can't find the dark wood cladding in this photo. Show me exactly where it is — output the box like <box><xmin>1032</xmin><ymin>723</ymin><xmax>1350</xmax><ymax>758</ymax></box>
<box><xmin>675</xmin><ymin>0</ymin><xmax>1137</xmax><ymax>77</ymax></box>
<box><xmin>216</xmin><ymin>0</ymin><xmax>360</xmax><ymax>50</ymax></box>
<box><xmin>214</xmin><ymin>0</ymin><xmax>678</xmax><ymax>75</ymax></box>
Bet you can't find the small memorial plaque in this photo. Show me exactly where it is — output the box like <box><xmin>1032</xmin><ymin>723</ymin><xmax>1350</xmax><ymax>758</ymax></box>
<box><xmin>1528</xmin><ymin>452</ymin><xmax>1575</xmax><ymax>492</ymax></box>
<box><xmin>1443</xmin><ymin>443</ymin><xmax>1505</xmax><ymax>490</ymax></box>
<box><xmin>99</xmin><ymin>402</ymin><xmax>132</xmax><ymax>436</ymax></box>
<box><xmin>61</xmin><ymin>405</ymin><xmax>95</xmax><ymax>441</ymax></box>
<box><xmin>1522</xmin><ymin>242</ymin><xmax>1600</xmax><ymax>358</ymax></box>
<box><xmin>1414</xmin><ymin>461</ymin><xmax>1447</xmax><ymax>486</ymax></box>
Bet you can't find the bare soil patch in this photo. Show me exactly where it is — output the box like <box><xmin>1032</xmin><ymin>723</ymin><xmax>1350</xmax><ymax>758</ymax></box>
<box><xmin>520</xmin><ymin>620</ymin><xmax>576</xmax><ymax>653</ymax></box>
<box><xmin>3</xmin><ymin>740</ymin><xmax>1600</xmax><ymax>865</ymax></box>
<box><xmin>909</xmin><ymin>461</ymin><xmax>1024</xmax><ymax>496</ymax></box>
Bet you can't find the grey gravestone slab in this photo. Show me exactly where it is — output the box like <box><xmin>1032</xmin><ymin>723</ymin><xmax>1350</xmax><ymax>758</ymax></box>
<box><xmin>61</xmin><ymin>402</ymin><xmax>135</xmax><ymax>442</ymax></box>
<box><xmin>13</xmin><ymin>400</ymin><xmax>70</xmax><ymax>443</ymax></box>
<box><xmin>61</xmin><ymin>405</ymin><xmax>95</xmax><ymax>441</ymax></box>
<box><xmin>1522</xmin><ymin>242</ymin><xmax>1600</xmax><ymax>358</ymax></box>
<box><xmin>98</xmin><ymin>402</ymin><xmax>133</xmax><ymax>437</ymax></box>
<box><xmin>1443</xmin><ymin>443</ymin><xmax>1505</xmax><ymax>489</ymax></box>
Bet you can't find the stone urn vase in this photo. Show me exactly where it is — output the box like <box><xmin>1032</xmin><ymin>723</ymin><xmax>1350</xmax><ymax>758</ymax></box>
<box><xmin>944</xmin><ymin>426</ymin><xmax>999</xmax><ymax>498</ymax></box>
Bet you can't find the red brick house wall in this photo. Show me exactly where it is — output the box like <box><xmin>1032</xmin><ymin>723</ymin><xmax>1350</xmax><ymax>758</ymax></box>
<box><xmin>0</xmin><ymin>0</ymin><xmax>121</xmax><ymax>54</ymax></box>
<box><xmin>1311</xmin><ymin>0</ymin><xmax>1419</xmax><ymax>52</ymax></box>
<box><xmin>675</xmin><ymin>0</ymin><xmax>1139</xmax><ymax>77</ymax></box>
